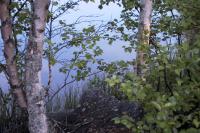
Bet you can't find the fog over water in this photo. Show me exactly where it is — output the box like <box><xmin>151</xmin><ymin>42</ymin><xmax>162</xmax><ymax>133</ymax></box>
<box><xmin>0</xmin><ymin>0</ymin><xmax>135</xmax><ymax>93</ymax></box>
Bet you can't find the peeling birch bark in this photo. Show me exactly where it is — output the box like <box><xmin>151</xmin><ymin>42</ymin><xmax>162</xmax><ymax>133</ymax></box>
<box><xmin>25</xmin><ymin>0</ymin><xmax>50</xmax><ymax>132</ymax></box>
<box><xmin>0</xmin><ymin>0</ymin><xmax>27</xmax><ymax>108</ymax></box>
<box><xmin>136</xmin><ymin>0</ymin><xmax>153</xmax><ymax>79</ymax></box>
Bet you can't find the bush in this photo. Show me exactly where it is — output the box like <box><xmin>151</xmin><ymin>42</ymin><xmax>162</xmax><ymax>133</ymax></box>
<box><xmin>108</xmin><ymin>44</ymin><xmax>200</xmax><ymax>132</ymax></box>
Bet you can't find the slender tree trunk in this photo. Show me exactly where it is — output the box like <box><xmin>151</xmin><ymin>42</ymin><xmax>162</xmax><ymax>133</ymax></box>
<box><xmin>25</xmin><ymin>0</ymin><xmax>50</xmax><ymax>132</ymax></box>
<box><xmin>0</xmin><ymin>0</ymin><xmax>27</xmax><ymax>108</ymax></box>
<box><xmin>47</xmin><ymin>6</ymin><xmax>54</xmax><ymax>100</ymax></box>
<box><xmin>136</xmin><ymin>0</ymin><xmax>152</xmax><ymax>79</ymax></box>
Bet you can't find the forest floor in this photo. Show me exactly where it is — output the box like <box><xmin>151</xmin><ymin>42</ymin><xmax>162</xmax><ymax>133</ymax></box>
<box><xmin>48</xmin><ymin>89</ymin><xmax>143</xmax><ymax>133</ymax></box>
<box><xmin>0</xmin><ymin>88</ymin><xmax>143</xmax><ymax>133</ymax></box>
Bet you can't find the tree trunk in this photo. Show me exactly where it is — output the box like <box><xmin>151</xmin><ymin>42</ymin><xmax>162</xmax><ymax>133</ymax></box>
<box><xmin>25</xmin><ymin>0</ymin><xmax>50</xmax><ymax>132</ymax></box>
<box><xmin>0</xmin><ymin>0</ymin><xmax>27</xmax><ymax>108</ymax></box>
<box><xmin>136</xmin><ymin>0</ymin><xmax>152</xmax><ymax>79</ymax></box>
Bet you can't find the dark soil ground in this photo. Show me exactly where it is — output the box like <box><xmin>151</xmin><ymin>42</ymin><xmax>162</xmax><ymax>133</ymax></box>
<box><xmin>0</xmin><ymin>89</ymin><xmax>143</xmax><ymax>133</ymax></box>
<box><xmin>48</xmin><ymin>89</ymin><xmax>143</xmax><ymax>133</ymax></box>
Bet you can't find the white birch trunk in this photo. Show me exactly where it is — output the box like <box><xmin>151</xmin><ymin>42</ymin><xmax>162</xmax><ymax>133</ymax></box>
<box><xmin>136</xmin><ymin>0</ymin><xmax>152</xmax><ymax>79</ymax></box>
<box><xmin>25</xmin><ymin>0</ymin><xmax>50</xmax><ymax>132</ymax></box>
<box><xmin>0</xmin><ymin>0</ymin><xmax>27</xmax><ymax>108</ymax></box>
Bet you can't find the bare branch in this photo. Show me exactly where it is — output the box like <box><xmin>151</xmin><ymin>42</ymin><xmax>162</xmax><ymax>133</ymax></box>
<box><xmin>47</xmin><ymin>70</ymin><xmax>102</xmax><ymax>104</ymax></box>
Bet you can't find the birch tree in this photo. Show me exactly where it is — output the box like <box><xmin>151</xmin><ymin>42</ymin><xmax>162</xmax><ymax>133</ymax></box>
<box><xmin>136</xmin><ymin>0</ymin><xmax>152</xmax><ymax>78</ymax></box>
<box><xmin>96</xmin><ymin>0</ymin><xmax>153</xmax><ymax>78</ymax></box>
<box><xmin>25</xmin><ymin>0</ymin><xmax>50</xmax><ymax>132</ymax></box>
<box><xmin>0</xmin><ymin>0</ymin><xmax>27</xmax><ymax>108</ymax></box>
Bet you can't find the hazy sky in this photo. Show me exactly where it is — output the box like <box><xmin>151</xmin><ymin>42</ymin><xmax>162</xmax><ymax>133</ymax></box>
<box><xmin>41</xmin><ymin>0</ymin><xmax>135</xmax><ymax>88</ymax></box>
<box><xmin>0</xmin><ymin>0</ymin><xmax>135</xmax><ymax>92</ymax></box>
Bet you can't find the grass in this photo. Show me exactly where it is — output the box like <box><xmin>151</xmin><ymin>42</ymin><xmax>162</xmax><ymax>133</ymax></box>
<box><xmin>0</xmin><ymin>74</ymin><xmax>113</xmax><ymax>132</ymax></box>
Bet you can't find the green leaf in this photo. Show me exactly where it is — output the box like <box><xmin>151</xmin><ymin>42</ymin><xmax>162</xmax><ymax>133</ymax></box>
<box><xmin>112</xmin><ymin>117</ymin><xmax>121</xmax><ymax>124</ymax></box>
<box><xmin>52</xmin><ymin>1</ymin><xmax>58</xmax><ymax>6</ymax></box>
<box><xmin>193</xmin><ymin>119</ymin><xmax>200</xmax><ymax>128</ymax></box>
<box><xmin>151</xmin><ymin>101</ymin><xmax>161</xmax><ymax>111</ymax></box>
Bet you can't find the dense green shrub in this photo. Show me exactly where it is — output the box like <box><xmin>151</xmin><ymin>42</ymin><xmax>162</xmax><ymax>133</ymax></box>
<box><xmin>108</xmin><ymin>43</ymin><xmax>200</xmax><ymax>132</ymax></box>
